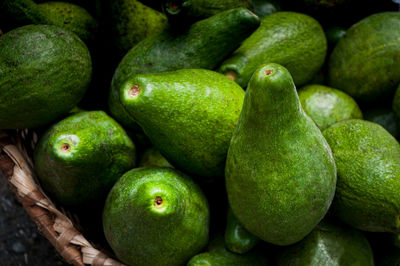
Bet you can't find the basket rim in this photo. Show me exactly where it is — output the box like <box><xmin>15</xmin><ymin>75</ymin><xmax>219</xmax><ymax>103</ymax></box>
<box><xmin>0</xmin><ymin>130</ymin><xmax>124</xmax><ymax>266</ymax></box>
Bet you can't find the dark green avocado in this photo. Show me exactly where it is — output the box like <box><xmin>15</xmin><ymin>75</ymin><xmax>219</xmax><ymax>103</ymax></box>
<box><xmin>0</xmin><ymin>24</ymin><xmax>92</xmax><ymax>129</ymax></box>
<box><xmin>34</xmin><ymin>111</ymin><xmax>136</xmax><ymax>206</ymax></box>
<box><xmin>276</xmin><ymin>220</ymin><xmax>374</xmax><ymax>266</ymax></box>
<box><xmin>103</xmin><ymin>167</ymin><xmax>209</xmax><ymax>266</ymax></box>
<box><xmin>108</xmin><ymin>7</ymin><xmax>259</xmax><ymax>130</ymax></box>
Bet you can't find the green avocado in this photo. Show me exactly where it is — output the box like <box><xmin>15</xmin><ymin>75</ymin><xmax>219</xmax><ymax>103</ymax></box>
<box><xmin>162</xmin><ymin>0</ymin><xmax>253</xmax><ymax>22</ymax></box>
<box><xmin>187</xmin><ymin>236</ymin><xmax>268</xmax><ymax>266</ymax></box>
<box><xmin>138</xmin><ymin>147</ymin><xmax>173</xmax><ymax>168</ymax></box>
<box><xmin>323</xmin><ymin>119</ymin><xmax>400</xmax><ymax>233</ymax></box>
<box><xmin>276</xmin><ymin>220</ymin><xmax>374</xmax><ymax>266</ymax></box>
<box><xmin>118</xmin><ymin>69</ymin><xmax>244</xmax><ymax>180</ymax></box>
<box><xmin>109</xmin><ymin>7</ymin><xmax>259</xmax><ymax>130</ymax></box>
<box><xmin>103</xmin><ymin>167</ymin><xmax>209</xmax><ymax>266</ymax></box>
<box><xmin>328</xmin><ymin>12</ymin><xmax>400</xmax><ymax>103</ymax></box>
<box><xmin>219</xmin><ymin>11</ymin><xmax>327</xmax><ymax>88</ymax></box>
<box><xmin>225</xmin><ymin>63</ymin><xmax>337</xmax><ymax>246</ymax></box>
<box><xmin>298</xmin><ymin>84</ymin><xmax>363</xmax><ymax>130</ymax></box>
<box><xmin>105</xmin><ymin>0</ymin><xmax>168</xmax><ymax>56</ymax></box>
<box><xmin>364</xmin><ymin>107</ymin><xmax>399</xmax><ymax>139</ymax></box>
<box><xmin>225</xmin><ymin>207</ymin><xmax>259</xmax><ymax>254</ymax></box>
<box><xmin>34</xmin><ymin>111</ymin><xmax>136</xmax><ymax>206</ymax></box>
<box><xmin>0</xmin><ymin>24</ymin><xmax>92</xmax><ymax>129</ymax></box>
<box><xmin>2</xmin><ymin>0</ymin><xmax>98</xmax><ymax>42</ymax></box>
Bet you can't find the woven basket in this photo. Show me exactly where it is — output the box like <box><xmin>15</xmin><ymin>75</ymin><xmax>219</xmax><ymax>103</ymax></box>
<box><xmin>0</xmin><ymin>129</ymin><xmax>124</xmax><ymax>266</ymax></box>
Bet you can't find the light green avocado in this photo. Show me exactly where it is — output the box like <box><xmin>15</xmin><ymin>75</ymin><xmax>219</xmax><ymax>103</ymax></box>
<box><xmin>118</xmin><ymin>69</ymin><xmax>244</xmax><ymax>180</ymax></box>
<box><xmin>138</xmin><ymin>147</ymin><xmax>173</xmax><ymax>168</ymax></box>
<box><xmin>219</xmin><ymin>11</ymin><xmax>327</xmax><ymax>88</ymax></box>
<box><xmin>323</xmin><ymin>119</ymin><xmax>400</xmax><ymax>233</ymax></box>
<box><xmin>103</xmin><ymin>167</ymin><xmax>209</xmax><ymax>266</ymax></box>
<box><xmin>225</xmin><ymin>63</ymin><xmax>337</xmax><ymax>246</ymax></box>
<box><xmin>328</xmin><ymin>12</ymin><xmax>400</xmax><ymax>103</ymax></box>
<box><xmin>276</xmin><ymin>220</ymin><xmax>374</xmax><ymax>266</ymax></box>
<box><xmin>0</xmin><ymin>24</ymin><xmax>92</xmax><ymax>129</ymax></box>
<box><xmin>34</xmin><ymin>111</ymin><xmax>136</xmax><ymax>206</ymax></box>
<box><xmin>298</xmin><ymin>84</ymin><xmax>363</xmax><ymax>130</ymax></box>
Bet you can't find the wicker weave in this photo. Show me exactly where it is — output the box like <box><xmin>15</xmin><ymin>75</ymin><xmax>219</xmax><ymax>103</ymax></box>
<box><xmin>0</xmin><ymin>130</ymin><xmax>124</xmax><ymax>266</ymax></box>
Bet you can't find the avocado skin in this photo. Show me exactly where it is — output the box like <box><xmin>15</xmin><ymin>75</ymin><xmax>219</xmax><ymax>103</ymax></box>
<box><xmin>225</xmin><ymin>208</ymin><xmax>259</xmax><ymax>254</ymax></box>
<box><xmin>323</xmin><ymin>119</ymin><xmax>400</xmax><ymax>233</ymax></box>
<box><xmin>34</xmin><ymin>111</ymin><xmax>136</xmax><ymax>206</ymax></box>
<box><xmin>364</xmin><ymin>107</ymin><xmax>399</xmax><ymax>139</ymax></box>
<box><xmin>225</xmin><ymin>64</ymin><xmax>336</xmax><ymax>246</ymax></box>
<box><xmin>109</xmin><ymin>7</ymin><xmax>259</xmax><ymax>130</ymax></box>
<box><xmin>298</xmin><ymin>84</ymin><xmax>363</xmax><ymax>130</ymax></box>
<box><xmin>276</xmin><ymin>221</ymin><xmax>374</xmax><ymax>266</ymax></box>
<box><xmin>119</xmin><ymin>69</ymin><xmax>244</xmax><ymax>180</ymax></box>
<box><xmin>328</xmin><ymin>12</ymin><xmax>400</xmax><ymax>103</ymax></box>
<box><xmin>103</xmin><ymin>167</ymin><xmax>209</xmax><ymax>266</ymax></box>
<box><xmin>2</xmin><ymin>0</ymin><xmax>98</xmax><ymax>42</ymax></box>
<box><xmin>139</xmin><ymin>147</ymin><xmax>173</xmax><ymax>168</ymax></box>
<box><xmin>219</xmin><ymin>11</ymin><xmax>327</xmax><ymax>88</ymax></box>
<box><xmin>0</xmin><ymin>24</ymin><xmax>91</xmax><ymax>129</ymax></box>
<box><xmin>187</xmin><ymin>236</ymin><xmax>268</xmax><ymax>266</ymax></box>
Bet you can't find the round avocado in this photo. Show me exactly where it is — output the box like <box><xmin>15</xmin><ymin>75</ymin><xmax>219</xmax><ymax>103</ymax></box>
<box><xmin>103</xmin><ymin>167</ymin><xmax>210</xmax><ymax>266</ymax></box>
<box><xmin>0</xmin><ymin>24</ymin><xmax>92</xmax><ymax>129</ymax></box>
<box><xmin>34</xmin><ymin>111</ymin><xmax>136</xmax><ymax>206</ymax></box>
<box><xmin>298</xmin><ymin>84</ymin><xmax>363</xmax><ymax>130</ymax></box>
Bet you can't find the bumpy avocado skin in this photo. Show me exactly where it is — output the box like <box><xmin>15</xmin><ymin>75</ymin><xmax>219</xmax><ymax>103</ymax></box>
<box><xmin>225</xmin><ymin>64</ymin><xmax>337</xmax><ymax>246</ymax></box>
<box><xmin>323</xmin><ymin>119</ymin><xmax>400</xmax><ymax>233</ymax></box>
<box><xmin>0</xmin><ymin>24</ymin><xmax>92</xmax><ymax>129</ymax></box>
<box><xmin>328</xmin><ymin>12</ymin><xmax>400</xmax><ymax>103</ymax></box>
<box><xmin>139</xmin><ymin>147</ymin><xmax>173</xmax><ymax>168</ymax></box>
<box><xmin>364</xmin><ymin>107</ymin><xmax>399</xmax><ymax>139</ymax></box>
<box><xmin>103</xmin><ymin>167</ymin><xmax>209</xmax><ymax>266</ymax></box>
<box><xmin>276</xmin><ymin>221</ymin><xmax>374</xmax><ymax>266</ymax></box>
<box><xmin>109</xmin><ymin>8</ymin><xmax>259</xmax><ymax>130</ymax></box>
<box><xmin>298</xmin><ymin>84</ymin><xmax>363</xmax><ymax>130</ymax></box>
<box><xmin>219</xmin><ymin>12</ymin><xmax>327</xmax><ymax>88</ymax></box>
<box><xmin>34</xmin><ymin>111</ymin><xmax>136</xmax><ymax>206</ymax></box>
<box><xmin>225</xmin><ymin>208</ymin><xmax>259</xmax><ymax>254</ymax></box>
<box><xmin>119</xmin><ymin>69</ymin><xmax>244</xmax><ymax>180</ymax></box>
<box><xmin>187</xmin><ymin>236</ymin><xmax>268</xmax><ymax>266</ymax></box>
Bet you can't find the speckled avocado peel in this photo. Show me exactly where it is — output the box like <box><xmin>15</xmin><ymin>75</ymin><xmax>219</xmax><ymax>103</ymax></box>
<box><xmin>34</xmin><ymin>111</ymin><xmax>136</xmax><ymax>206</ymax></box>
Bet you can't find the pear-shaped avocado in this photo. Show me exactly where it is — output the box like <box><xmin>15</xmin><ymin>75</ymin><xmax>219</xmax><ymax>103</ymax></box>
<box><xmin>323</xmin><ymin>119</ymin><xmax>400</xmax><ymax>233</ymax></box>
<box><xmin>276</xmin><ymin>220</ymin><xmax>374</xmax><ymax>266</ymax></box>
<box><xmin>298</xmin><ymin>84</ymin><xmax>363</xmax><ymax>130</ymax></box>
<box><xmin>225</xmin><ymin>207</ymin><xmax>260</xmax><ymax>254</ymax></box>
<box><xmin>138</xmin><ymin>147</ymin><xmax>173</xmax><ymax>168</ymax></box>
<box><xmin>118</xmin><ymin>69</ymin><xmax>244</xmax><ymax>180</ymax></box>
<box><xmin>225</xmin><ymin>63</ymin><xmax>337</xmax><ymax>245</ymax></box>
<box><xmin>109</xmin><ymin>8</ymin><xmax>259</xmax><ymax>130</ymax></box>
<box><xmin>103</xmin><ymin>167</ymin><xmax>209</xmax><ymax>266</ymax></box>
<box><xmin>1</xmin><ymin>0</ymin><xmax>98</xmax><ymax>42</ymax></box>
<box><xmin>219</xmin><ymin>12</ymin><xmax>327</xmax><ymax>88</ymax></box>
<box><xmin>0</xmin><ymin>24</ymin><xmax>92</xmax><ymax>129</ymax></box>
<box><xmin>187</xmin><ymin>235</ymin><xmax>268</xmax><ymax>266</ymax></box>
<box><xmin>328</xmin><ymin>12</ymin><xmax>400</xmax><ymax>103</ymax></box>
<box><xmin>34</xmin><ymin>111</ymin><xmax>136</xmax><ymax>206</ymax></box>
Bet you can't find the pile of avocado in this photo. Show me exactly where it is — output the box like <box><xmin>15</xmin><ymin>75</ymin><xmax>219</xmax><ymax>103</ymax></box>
<box><xmin>1</xmin><ymin>0</ymin><xmax>400</xmax><ymax>265</ymax></box>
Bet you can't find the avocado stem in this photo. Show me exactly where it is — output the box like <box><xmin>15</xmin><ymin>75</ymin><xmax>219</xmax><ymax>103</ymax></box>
<box><xmin>155</xmin><ymin>196</ymin><xmax>163</xmax><ymax>207</ymax></box>
<box><xmin>61</xmin><ymin>143</ymin><xmax>70</xmax><ymax>151</ymax></box>
<box><xmin>128</xmin><ymin>85</ymin><xmax>141</xmax><ymax>98</ymax></box>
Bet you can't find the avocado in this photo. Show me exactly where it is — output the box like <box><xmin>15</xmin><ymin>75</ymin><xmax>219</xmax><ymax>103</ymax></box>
<box><xmin>276</xmin><ymin>220</ymin><xmax>374</xmax><ymax>266</ymax></box>
<box><xmin>162</xmin><ymin>0</ymin><xmax>253</xmax><ymax>23</ymax></box>
<box><xmin>104</xmin><ymin>0</ymin><xmax>168</xmax><ymax>56</ymax></box>
<box><xmin>364</xmin><ymin>107</ymin><xmax>399</xmax><ymax>139</ymax></box>
<box><xmin>34</xmin><ymin>111</ymin><xmax>136</xmax><ymax>206</ymax></box>
<box><xmin>0</xmin><ymin>24</ymin><xmax>92</xmax><ymax>129</ymax></box>
<box><xmin>225</xmin><ymin>63</ymin><xmax>337</xmax><ymax>245</ymax></box>
<box><xmin>225</xmin><ymin>207</ymin><xmax>259</xmax><ymax>254</ymax></box>
<box><xmin>1</xmin><ymin>0</ymin><xmax>98</xmax><ymax>42</ymax></box>
<box><xmin>103</xmin><ymin>167</ymin><xmax>209</xmax><ymax>266</ymax></box>
<box><xmin>118</xmin><ymin>69</ymin><xmax>244</xmax><ymax>180</ymax></box>
<box><xmin>139</xmin><ymin>147</ymin><xmax>173</xmax><ymax>168</ymax></box>
<box><xmin>252</xmin><ymin>0</ymin><xmax>281</xmax><ymax>18</ymax></box>
<box><xmin>328</xmin><ymin>12</ymin><xmax>400</xmax><ymax>103</ymax></box>
<box><xmin>323</xmin><ymin>119</ymin><xmax>400</xmax><ymax>233</ymax></box>
<box><xmin>219</xmin><ymin>12</ymin><xmax>327</xmax><ymax>88</ymax></box>
<box><xmin>187</xmin><ymin>236</ymin><xmax>268</xmax><ymax>266</ymax></box>
<box><xmin>109</xmin><ymin>7</ymin><xmax>259</xmax><ymax>130</ymax></box>
<box><xmin>298</xmin><ymin>84</ymin><xmax>363</xmax><ymax>130</ymax></box>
